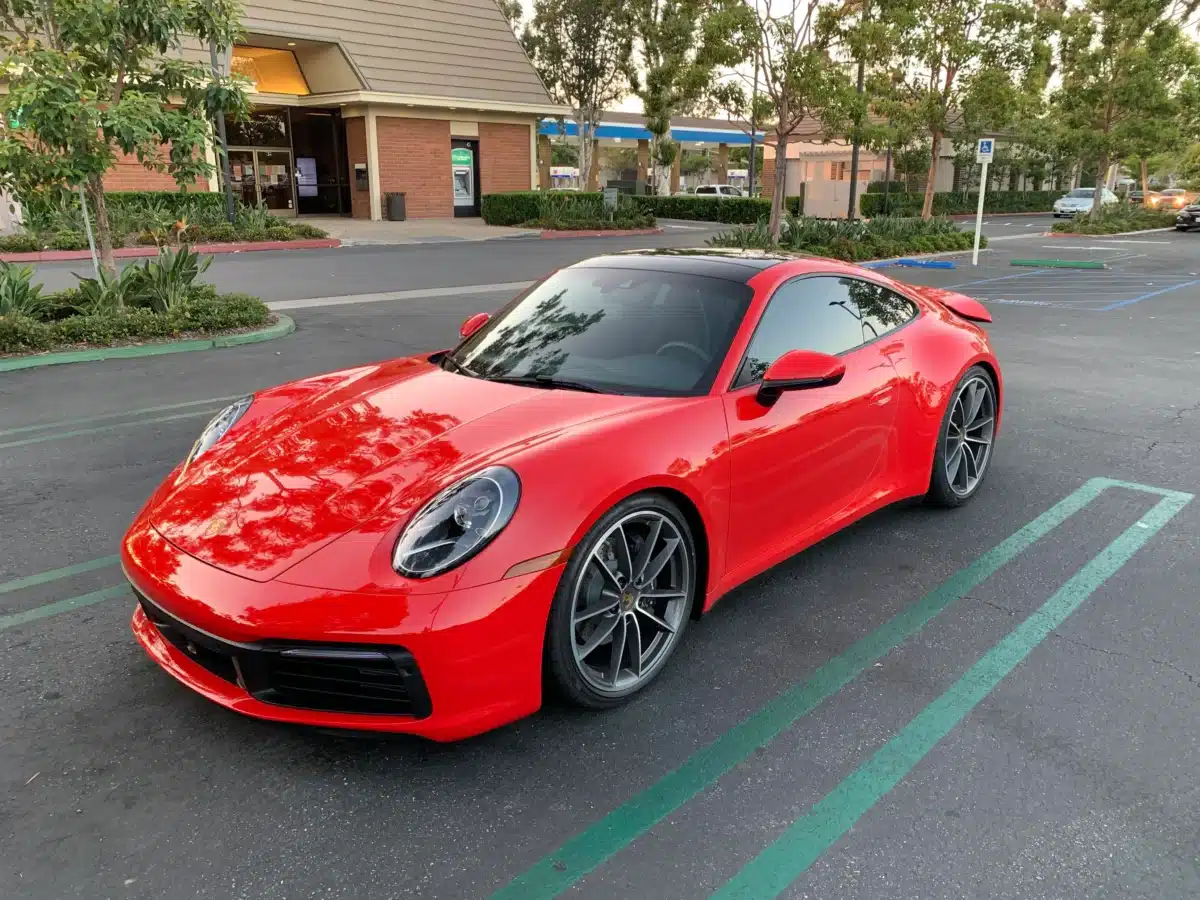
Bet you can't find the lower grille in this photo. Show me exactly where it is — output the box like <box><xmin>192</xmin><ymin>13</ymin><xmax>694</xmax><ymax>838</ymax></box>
<box><xmin>135</xmin><ymin>590</ymin><xmax>432</xmax><ymax>718</ymax></box>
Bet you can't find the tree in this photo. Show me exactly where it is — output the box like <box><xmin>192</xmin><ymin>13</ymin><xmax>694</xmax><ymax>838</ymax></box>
<box><xmin>1052</xmin><ymin>0</ymin><xmax>1198</xmax><ymax>212</ymax></box>
<box><xmin>0</xmin><ymin>0</ymin><xmax>249</xmax><ymax>277</ymax></box>
<box><xmin>625</xmin><ymin>1</ymin><xmax>741</xmax><ymax>193</ymax></box>
<box><xmin>496</xmin><ymin>0</ymin><xmax>524</xmax><ymax>29</ymax></box>
<box><xmin>524</xmin><ymin>0</ymin><xmax>632</xmax><ymax>192</ymax></box>
<box><xmin>712</xmin><ymin>0</ymin><xmax>853</xmax><ymax>238</ymax></box>
<box><xmin>875</xmin><ymin>0</ymin><xmax>1042</xmax><ymax>217</ymax></box>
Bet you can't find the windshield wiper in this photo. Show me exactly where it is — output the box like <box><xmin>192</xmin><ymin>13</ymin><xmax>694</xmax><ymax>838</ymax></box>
<box><xmin>488</xmin><ymin>374</ymin><xmax>607</xmax><ymax>394</ymax></box>
<box><xmin>440</xmin><ymin>354</ymin><xmax>477</xmax><ymax>377</ymax></box>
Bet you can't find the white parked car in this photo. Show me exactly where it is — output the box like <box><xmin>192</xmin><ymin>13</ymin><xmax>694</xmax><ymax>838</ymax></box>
<box><xmin>1052</xmin><ymin>187</ymin><xmax>1118</xmax><ymax>217</ymax></box>
<box><xmin>693</xmin><ymin>184</ymin><xmax>745</xmax><ymax>198</ymax></box>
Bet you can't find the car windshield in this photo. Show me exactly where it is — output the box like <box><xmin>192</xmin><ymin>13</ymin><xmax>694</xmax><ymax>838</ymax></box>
<box><xmin>1067</xmin><ymin>189</ymin><xmax>1094</xmax><ymax>198</ymax></box>
<box><xmin>1162</xmin><ymin>189</ymin><xmax>1184</xmax><ymax>195</ymax></box>
<box><xmin>445</xmin><ymin>266</ymin><xmax>752</xmax><ymax>396</ymax></box>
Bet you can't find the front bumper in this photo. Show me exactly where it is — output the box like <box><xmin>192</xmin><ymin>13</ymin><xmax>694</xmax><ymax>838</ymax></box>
<box><xmin>124</xmin><ymin>518</ymin><xmax>563</xmax><ymax>741</ymax></box>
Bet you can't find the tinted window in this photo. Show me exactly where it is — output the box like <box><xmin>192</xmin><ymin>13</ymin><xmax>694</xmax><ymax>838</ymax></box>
<box><xmin>734</xmin><ymin>277</ymin><xmax>867</xmax><ymax>388</ymax></box>
<box><xmin>696</xmin><ymin>186</ymin><xmax>716</xmax><ymax>195</ymax></box>
<box><xmin>448</xmin><ymin>267</ymin><xmax>752</xmax><ymax>396</ymax></box>
<box><xmin>1067</xmin><ymin>189</ymin><xmax>1094</xmax><ymax>198</ymax></box>
<box><xmin>846</xmin><ymin>280</ymin><xmax>919</xmax><ymax>342</ymax></box>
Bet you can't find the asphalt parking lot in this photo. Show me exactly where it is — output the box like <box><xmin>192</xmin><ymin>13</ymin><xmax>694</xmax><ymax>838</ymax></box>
<box><xmin>2</xmin><ymin>226</ymin><xmax>1198</xmax><ymax>900</ymax></box>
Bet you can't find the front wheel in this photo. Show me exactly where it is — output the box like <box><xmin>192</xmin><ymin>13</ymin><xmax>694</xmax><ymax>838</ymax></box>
<box><xmin>545</xmin><ymin>494</ymin><xmax>695</xmax><ymax>709</ymax></box>
<box><xmin>926</xmin><ymin>366</ymin><xmax>998</xmax><ymax>507</ymax></box>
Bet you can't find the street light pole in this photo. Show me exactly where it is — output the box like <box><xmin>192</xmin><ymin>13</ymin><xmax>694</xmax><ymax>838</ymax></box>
<box><xmin>747</xmin><ymin>50</ymin><xmax>760</xmax><ymax>196</ymax></box>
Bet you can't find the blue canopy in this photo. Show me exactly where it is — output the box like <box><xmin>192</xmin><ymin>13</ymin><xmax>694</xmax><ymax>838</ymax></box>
<box><xmin>539</xmin><ymin>119</ymin><xmax>763</xmax><ymax>146</ymax></box>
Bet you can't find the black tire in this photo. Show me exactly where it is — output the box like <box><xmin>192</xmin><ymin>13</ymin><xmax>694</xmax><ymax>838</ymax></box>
<box><xmin>926</xmin><ymin>365</ymin><xmax>998</xmax><ymax>508</ymax></box>
<box><xmin>545</xmin><ymin>493</ymin><xmax>696</xmax><ymax>709</ymax></box>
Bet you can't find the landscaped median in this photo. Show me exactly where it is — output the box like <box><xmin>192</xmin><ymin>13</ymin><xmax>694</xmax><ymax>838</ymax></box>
<box><xmin>1049</xmin><ymin>205</ymin><xmax>1178</xmax><ymax>235</ymax></box>
<box><xmin>0</xmin><ymin>190</ymin><xmax>335</xmax><ymax>261</ymax></box>
<box><xmin>707</xmin><ymin>214</ymin><xmax>984</xmax><ymax>261</ymax></box>
<box><xmin>1</xmin><ymin>246</ymin><xmax>290</xmax><ymax>369</ymax></box>
<box><xmin>482</xmin><ymin>190</ymin><xmax>659</xmax><ymax>234</ymax></box>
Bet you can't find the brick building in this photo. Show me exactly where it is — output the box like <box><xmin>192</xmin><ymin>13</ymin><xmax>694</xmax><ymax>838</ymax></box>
<box><xmin>110</xmin><ymin>0</ymin><xmax>563</xmax><ymax>220</ymax></box>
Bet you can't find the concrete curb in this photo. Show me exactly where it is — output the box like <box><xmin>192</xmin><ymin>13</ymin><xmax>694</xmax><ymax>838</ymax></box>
<box><xmin>539</xmin><ymin>227</ymin><xmax>664</xmax><ymax>239</ymax></box>
<box><xmin>1</xmin><ymin>240</ymin><xmax>340</xmax><ymax>263</ymax></box>
<box><xmin>0</xmin><ymin>315</ymin><xmax>295</xmax><ymax>372</ymax></box>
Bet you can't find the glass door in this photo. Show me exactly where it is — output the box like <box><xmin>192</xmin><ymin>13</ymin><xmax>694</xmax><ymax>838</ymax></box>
<box><xmin>227</xmin><ymin>150</ymin><xmax>258</xmax><ymax>209</ymax></box>
<box><xmin>255</xmin><ymin>150</ymin><xmax>296</xmax><ymax>216</ymax></box>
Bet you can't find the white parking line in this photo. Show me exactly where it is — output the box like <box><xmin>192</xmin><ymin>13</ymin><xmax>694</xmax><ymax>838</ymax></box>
<box><xmin>266</xmin><ymin>281</ymin><xmax>535</xmax><ymax>311</ymax></box>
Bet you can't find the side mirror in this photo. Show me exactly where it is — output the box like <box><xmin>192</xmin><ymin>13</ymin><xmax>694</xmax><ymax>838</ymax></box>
<box><xmin>459</xmin><ymin>312</ymin><xmax>490</xmax><ymax>340</ymax></box>
<box><xmin>756</xmin><ymin>349</ymin><xmax>846</xmax><ymax>405</ymax></box>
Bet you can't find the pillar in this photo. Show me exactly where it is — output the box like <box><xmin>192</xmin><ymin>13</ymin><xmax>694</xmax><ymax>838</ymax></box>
<box><xmin>636</xmin><ymin>139</ymin><xmax>650</xmax><ymax>186</ymax></box>
<box><xmin>538</xmin><ymin>134</ymin><xmax>552</xmax><ymax>190</ymax></box>
<box><xmin>670</xmin><ymin>151</ymin><xmax>681</xmax><ymax>195</ymax></box>
<box><xmin>587</xmin><ymin>140</ymin><xmax>600</xmax><ymax>191</ymax></box>
<box><xmin>715</xmin><ymin>143</ymin><xmax>729</xmax><ymax>184</ymax></box>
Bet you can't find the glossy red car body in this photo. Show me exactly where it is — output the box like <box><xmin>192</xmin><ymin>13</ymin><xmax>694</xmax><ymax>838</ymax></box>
<box><xmin>123</xmin><ymin>251</ymin><xmax>1001</xmax><ymax>741</ymax></box>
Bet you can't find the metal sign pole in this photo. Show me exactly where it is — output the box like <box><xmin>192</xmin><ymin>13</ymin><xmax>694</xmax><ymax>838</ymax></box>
<box><xmin>77</xmin><ymin>184</ymin><xmax>101</xmax><ymax>279</ymax></box>
<box><xmin>973</xmin><ymin>138</ymin><xmax>994</xmax><ymax>266</ymax></box>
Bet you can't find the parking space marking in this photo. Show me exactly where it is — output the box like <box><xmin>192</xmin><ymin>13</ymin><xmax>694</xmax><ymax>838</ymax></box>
<box><xmin>0</xmin><ymin>555</ymin><xmax>118</xmax><ymax>596</ymax></box>
<box><xmin>1100</xmin><ymin>277</ymin><xmax>1200</xmax><ymax>311</ymax></box>
<box><xmin>0</xmin><ymin>585</ymin><xmax>128</xmax><ymax>632</ymax></box>
<box><xmin>490</xmin><ymin>479</ymin><xmax>1120</xmax><ymax>900</ymax></box>
<box><xmin>266</xmin><ymin>281</ymin><xmax>534</xmax><ymax>311</ymax></box>
<box><xmin>0</xmin><ymin>408</ymin><xmax>221</xmax><ymax>450</ymax></box>
<box><xmin>710</xmin><ymin>478</ymin><xmax>1192</xmax><ymax>900</ymax></box>
<box><xmin>0</xmin><ymin>396</ymin><xmax>241</xmax><ymax>439</ymax></box>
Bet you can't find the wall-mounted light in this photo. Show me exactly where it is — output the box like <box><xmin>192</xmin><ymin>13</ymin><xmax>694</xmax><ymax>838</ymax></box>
<box><xmin>287</xmin><ymin>41</ymin><xmax>296</xmax><ymax>46</ymax></box>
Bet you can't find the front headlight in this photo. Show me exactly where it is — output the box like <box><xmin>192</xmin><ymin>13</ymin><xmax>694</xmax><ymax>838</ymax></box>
<box><xmin>392</xmin><ymin>466</ymin><xmax>521</xmax><ymax>578</ymax></box>
<box><xmin>185</xmin><ymin>396</ymin><xmax>253</xmax><ymax>466</ymax></box>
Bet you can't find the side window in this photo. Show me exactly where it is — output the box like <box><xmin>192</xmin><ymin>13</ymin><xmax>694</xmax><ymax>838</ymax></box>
<box><xmin>846</xmin><ymin>281</ymin><xmax>919</xmax><ymax>343</ymax></box>
<box><xmin>733</xmin><ymin>277</ymin><xmax>867</xmax><ymax>388</ymax></box>
<box><xmin>697</xmin><ymin>185</ymin><xmax>715</xmax><ymax>195</ymax></box>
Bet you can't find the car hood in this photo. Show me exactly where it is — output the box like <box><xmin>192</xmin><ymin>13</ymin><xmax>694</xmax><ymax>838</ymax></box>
<box><xmin>151</xmin><ymin>358</ymin><xmax>653</xmax><ymax>582</ymax></box>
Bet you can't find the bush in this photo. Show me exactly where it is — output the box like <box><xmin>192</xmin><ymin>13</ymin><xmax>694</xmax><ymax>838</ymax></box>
<box><xmin>0</xmin><ymin>260</ymin><xmax>47</xmax><ymax>318</ymax></box>
<box><xmin>264</xmin><ymin>225</ymin><xmax>296</xmax><ymax>241</ymax></box>
<box><xmin>202</xmin><ymin>223</ymin><xmax>239</xmax><ymax>243</ymax></box>
<box><xmin>861</xmin><ymin>190</ymin><xmax>1060</xmax><ymax>217</ymax></box>
<box><xmin>51</xmin><ymin>231</ymin><xmax>89</xmax><ymax>251</ymax></box>
<box><xmin>482</xmin><ymin>191</ymin><xmax>603</xmax><ymax>226</ymax></box>
<box><xmin>707</xmin><ymin>214</ymin><xmax>982</xmax><ymax>261</ymax></box>
<box><xmin>865</xmin><ymin>180</ymin><xmax>908</xmax><ymax>194</ymax></box>
<box><xmin>631</xmin><ymin>195</ymin><xmax>772</xmax><ymax>224</ymax></box>
<box><xmin>1050</xmin><ymin>206</ymin><xmax>1177</xmax><ymax>234</ymax></box>
<box><xmin>0</xmin><ymin>233</ymin><xmax>41</xmax><ymax>253</ymax></box>
<box><xmin>288</xmin><ymin>222</ymin><xmax>329</xmax><ymax>239</ymax></box>
<box><xmin>22</xmin><ymin>190</ymin><xmax>229</xmax><ymax>234</ymax></box>
<box><xmin>0</xmin><ymin>291</ymin><xmax>271</xmax><ymax>354</ymax></box>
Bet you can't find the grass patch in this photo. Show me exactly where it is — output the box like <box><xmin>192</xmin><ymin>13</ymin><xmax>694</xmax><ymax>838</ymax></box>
<box><xmin>708</xmin><ymin>214</ymin><xmax>983</xmax><ymax>261</ymax></box>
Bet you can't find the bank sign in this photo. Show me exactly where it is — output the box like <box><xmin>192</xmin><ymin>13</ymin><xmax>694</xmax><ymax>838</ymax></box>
<box><xmin>451</xmin><ymin>148</ymin><xmax>473</xmax><ymax>167</ymax></box>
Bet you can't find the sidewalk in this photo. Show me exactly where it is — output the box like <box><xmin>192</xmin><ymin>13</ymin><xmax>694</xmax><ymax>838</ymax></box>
<box><xmin>302</xmin><ymin>216</ymin><xmax>539</xmax><ymax>245</ymax></box>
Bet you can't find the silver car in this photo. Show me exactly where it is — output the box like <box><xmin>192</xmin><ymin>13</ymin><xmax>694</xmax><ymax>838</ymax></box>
<box><xmin>1053</xmin><ymin>187</ymin><xmax>1118</xmax><ymax>217</ymax></box>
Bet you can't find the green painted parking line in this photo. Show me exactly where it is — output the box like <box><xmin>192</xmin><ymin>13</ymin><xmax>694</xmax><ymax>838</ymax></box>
<box><xmin>0</xmin><ymin>585</ymin><xmax>129</xmax><ymax>631</ymax></box>
<box><xmin>0</xmin><ymin>555</ymin><xmax>119</xmax><ymax>595</ymax></box>
<box><xmin>490</xmin><ymin>478</ymin><xmax>1120</xmax><ymax>900</ymax></box>
<box><xmin>0</xmin><ymin>408</ymin><xmax>219</xmax><ymax>450</ymax></box>
<box><xmin>711</xmin><ymin>481</ymin><xmax>1192</xmax><ymax>900</ymax></box>
<box><xmin>0</xmin><ymin>395</ymin><xmax>240</xmax><ymax>438</ymax></box>
<box><xmin>1010</xmin><ymin>258</ymin><xmax>1106</xmax><ymax>269</ymax></box>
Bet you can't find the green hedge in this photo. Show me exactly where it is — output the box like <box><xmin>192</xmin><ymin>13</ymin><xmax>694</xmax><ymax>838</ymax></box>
<box><xmin>861</xmin><ymin>190</ymin><xmax>1060</xmax><ymax>217</ymax></box>
<box><xmin>22</xmin><ymin>190</ymin><xmax>228</xmax><ymax>227</ymax></box>
<box><xmin>865</xmin><ymin>181</ymin><xmax>908</xmax><ymax>194</ymax></box>
<box><xmin>481</xmin><ymin>191</ymin><xmax>604</xmax><ymax>226</ymax></box>
<box><xmin>631</xmin><ymin>195</ymin><xmax>770</xmax><ymax>224</ymax></box>
<box><xmin>0</xmin><ymin>292</ymin><xmax>270</xmax><ymax>353</ymax></box>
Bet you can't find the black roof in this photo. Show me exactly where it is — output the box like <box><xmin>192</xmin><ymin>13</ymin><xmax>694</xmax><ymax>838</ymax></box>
<box><xmin>568</xmin><ymin>249</ymin><xmax>807</xmax><ymax>283</ymax></box>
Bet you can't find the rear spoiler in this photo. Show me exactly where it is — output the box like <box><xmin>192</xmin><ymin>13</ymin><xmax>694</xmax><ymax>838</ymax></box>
<box><xmin>904</xmin><ymin>284</ymin><xmax>992</xmax><ymax>323</ymax></box>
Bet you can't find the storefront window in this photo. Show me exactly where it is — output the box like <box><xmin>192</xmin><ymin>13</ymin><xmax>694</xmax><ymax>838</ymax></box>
<box><xmin>224</xmin><ymin>109</ymin><xmax>290</xmax><ymax>148</ymax></box>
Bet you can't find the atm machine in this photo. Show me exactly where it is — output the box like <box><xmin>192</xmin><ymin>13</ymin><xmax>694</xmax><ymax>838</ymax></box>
<box><xmin>452</xmin><ymin>143</ymin><xmax>479</xmax><ymax>217</ymax></box>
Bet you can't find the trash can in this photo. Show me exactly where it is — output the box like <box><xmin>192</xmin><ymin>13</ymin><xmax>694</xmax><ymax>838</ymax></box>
<box><xmin>386</xmin><ymin>192</ymin><xmax>407</xmax><ymax>222</ymax></box>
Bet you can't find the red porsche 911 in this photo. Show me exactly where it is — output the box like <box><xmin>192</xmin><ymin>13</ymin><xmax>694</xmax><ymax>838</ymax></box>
<box><xmin>123</xmin><ymin>249</ymin><xmax>1001</xmax><ymax>741</ymax></box>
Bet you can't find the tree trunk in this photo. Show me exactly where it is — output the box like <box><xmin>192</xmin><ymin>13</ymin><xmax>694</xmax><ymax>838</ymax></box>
<box><xmin>769</xmin><ymin>131</ymin><xmax>789</xmax><ymax>241</ymax></box>
<box><xmin>1140</xmin><ymin>158</ymin><xmax>1149</xmax><ymax>199</ymax></box>
<box><xmin>85</xmin><ymin>173</ymin><xmax>117</xmax><ymax>281</ymax></box>
<box><xmin>920</xmin><ymin>130</ymin><xmax>941</xmax><ymax>219</ymax></box>
<box><xmin>1090</xmin><ymin>152</ymin><xmax>1109</xmax><ymax>219</ymax></box>
<box><xmin>576</xmin><ymin>117</ymin><xmax>592</xmax><ymax>193</ymax></box>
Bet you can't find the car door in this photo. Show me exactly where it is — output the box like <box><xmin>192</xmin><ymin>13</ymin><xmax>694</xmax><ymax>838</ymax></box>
<box><xmin>722</xmin><ymin>275</ymin><xmax>902</xmax><ymax>577</ymax></box>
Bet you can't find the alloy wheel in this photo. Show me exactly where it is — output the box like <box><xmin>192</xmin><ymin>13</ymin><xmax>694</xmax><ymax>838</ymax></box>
<box><xmin>570</xmin><ymin>511</ymin><xmax>690</xmax><ymax>694</ymax></box>
<box><xmin>945</xmin><ymin>375</ymin><xmax>996</xmax><ymax>497</ymax></box>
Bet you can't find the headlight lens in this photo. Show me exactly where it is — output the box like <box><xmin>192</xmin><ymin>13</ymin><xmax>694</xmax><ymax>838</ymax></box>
<box><xmin>185</xmin><ymin>396</ymin><xmax>253</xmax><ymax>466</ymax></box>
<box><xmin>393</xmin><ymin>466</ymin><xmax>520</xmax><ymax>578</ymax></box>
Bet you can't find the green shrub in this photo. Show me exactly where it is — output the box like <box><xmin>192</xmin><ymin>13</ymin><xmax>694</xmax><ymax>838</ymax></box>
<box><xmin>0</xmin><ymin>260</ymin><xmax>47</xmax><ymax>318</ymax></box>
<box><xmin>71</xmin><ymin>264</ymin><xmax>151</xmax><ymax>315</ymax></box>
<box><xmin>22</xmin><ymin>190</ymin><xmax>229</xmax><ymax>234</ymax></box>
<box><xmin>52</xmin><ymin>231</ymin><xmax>89</xmax><ymax>251</ymax></box>
<box><xmin>264</xmin><ymin>225</ymin><xmax>296</xmax><ymax>241</ymax></box>
<box><xmin>288</xmin><ymin>222</ymin><xmax>329</xmax><ymax>239</ymax></box>
<box><xmin>0</xmin><ymin>233</ymin><xmax>41</xmax><ymax>253</ymax></box>
<box><xmin>202</xmin><ymin>223</ymin><xmax>239</xmax><ymax>243</ymax></box>
<box><xmin>236</xmin><ymin>225</ymin><xmax>267</xmax><ymax>243</ymax></box>
<box><xmin>481</xmin><ymin>191</ymin><xmax>603</xmax><ymax>226</ymax></box>
<box><xmin>860</xmin><ymin>189</ymin><xmax>1060</xmax><ymax>217</ymax></box>
<box><xmin>1050</xmin><ymin>205</ymin><xmax>1176</xmax><ymax>234</ymax></box>
<box><xmin>0</xmin><ymin>314</ymin><xmax>55</xmax><ymax>351</ymax></box>
<box><xmin>178</xmin><ymin>292</ymin><xmax>269</xmax><ymax>330</ymax></box>
<box><xmin>707</xmin><ymin>214</ymin><xmax>981</xmax><ymax>261</ymax></box>
<box><xmin>141</xmin><ymin>246</ymin><xmax>213</xmax><ymax>312</ymax></box>
<box><xmin>865</xmin><ymin>181</ymin><xmax>908</xmax><ymax>194</ymax></box>
<box><xmin>631</xmin><ymin>195</ymin><xmax>772</xmax><ymax>224</ymax></box>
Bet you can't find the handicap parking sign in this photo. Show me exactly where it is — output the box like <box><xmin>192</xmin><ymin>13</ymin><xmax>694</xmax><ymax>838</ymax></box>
<box><xmin>976</xmin><ymin>139</ymin><xmax>994</xmax><ymax>163</ymax></box>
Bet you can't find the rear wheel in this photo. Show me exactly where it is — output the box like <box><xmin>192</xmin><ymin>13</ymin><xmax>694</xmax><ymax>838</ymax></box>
<box><xmin>926</xmin><ymin>366</ymin><xmax>997</xmax><ymax>507</ymax></box>
<box><xmin>546</xmin><ymin>494</ymin><xmax>695</xmax><ymax>709</ymax></box>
